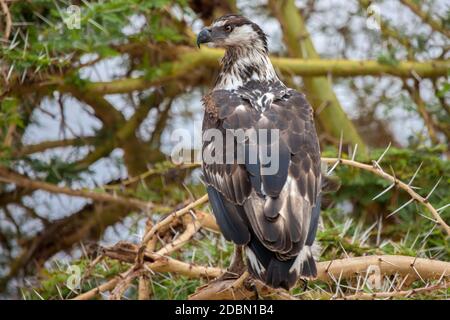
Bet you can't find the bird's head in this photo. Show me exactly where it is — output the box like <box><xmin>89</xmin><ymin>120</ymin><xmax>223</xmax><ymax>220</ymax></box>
<box><xmin>197</xmin><ymin>14</ymin><xmax>268</xmax><ymax>52</ymax></box>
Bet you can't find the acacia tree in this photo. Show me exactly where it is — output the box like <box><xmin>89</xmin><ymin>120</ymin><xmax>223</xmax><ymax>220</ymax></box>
<box><xmin>0</xmin><ymin>0</ymin><xmax>449</xmax><ymax>299</ymax></box>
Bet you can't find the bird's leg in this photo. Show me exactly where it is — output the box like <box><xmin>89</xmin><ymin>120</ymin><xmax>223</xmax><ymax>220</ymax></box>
<box><xmin>217</xmin><ymin>271</ymin><xmax>249</xmax><ymax>295</ymax></box>
<box><xmin>228</xmin><ymin>245</ymin><xmax>246</xmax><ymax>276</ymax></box>
<box><xmin>216</xmin><ymin>245</ymin><xmax>246</xmax><ymax>281</ymax></box>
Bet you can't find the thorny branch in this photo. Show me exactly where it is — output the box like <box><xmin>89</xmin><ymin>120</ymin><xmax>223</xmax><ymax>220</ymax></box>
<box><xmin>322</xmin><ymin>155</ymin><xmax>450</xmax><ymax>236</ymax></box>
<box><xmin>340</xmin><ymin>281</ymin><xmax>449</xmax><ymax>300</ymax></box>
<box><xmin>73</xmin><ymin>238</ymin><xmax>450</xmax><ymax>300</ymax></box>
<box><xmin>2</xmin><ymin>150</ymin><xmax>447</xmax><ymax>235</ymax></box>
<box><xmin>66</xmin><ymin>158</ymin><xmax>448</xmax><ymax>300</ymax></box>
<box><xmin>2</xmin><ymin>146</ymin><xmax>448</xmax><ymax>299</ymax></box>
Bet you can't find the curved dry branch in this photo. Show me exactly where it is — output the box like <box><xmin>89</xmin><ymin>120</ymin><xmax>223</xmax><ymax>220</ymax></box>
<box><xmin>155</xmin><ymin>214</ymin><xmax>204</xmax><ymax>256</ymax></box>
<box><xmin>190</xmin><ymin>255</ymin><xmax>450</xmax><ymax>300</ymax></box>
<box><xmin>103</xmin><ymin>163</ymin><xmax>199</xmax><ymax>191</ymax></box>
<box><xmin>137</xmin><ymin>194</ymin><xmax>209</xmax><ymax>261</ymax></box>
<box><xmin>317</xmin><ymin>255</ymin><xmax>450</xmax><ymax>283</ymax></box>
<box><xmin>322</xmin><ymin>157</ymin><xmax>450</xmax><ymax>235</ymax></box>
<box><xmin>78</xmin><ymin>238</ymin><xmax>450</xmax><ymax>300</ymax></box>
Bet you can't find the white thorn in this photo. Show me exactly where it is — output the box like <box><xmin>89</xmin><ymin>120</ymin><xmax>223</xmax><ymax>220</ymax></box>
<box><xmin>417</xmin><ymin>212</ymin><xmax>438</xmax><ymax>223</ymax></box>
<box><xmin>387</xmin><ymin>198</ymin><xmax>414</xmax><ymax>218</ymax></box>
<box><xmin>351</xmin><ymin>144</ymin><xmax>358</xmax><ymax>161</ymax></box>
<box><xmin>338</xmin><ymin>131</ymin><xmax>343</xmax><ymax>160</ymax></box>
<box><xmin>372</xmin><ymin>183</ymin><xmax>395</xmax><ymax>200</ymax></box>
<box><xmin>376</xmin><ymin>142</ymin><xmax>391</xmax><ymax>164</ymax></box>
<box><xmin>436</xmin><ymin>203</ymin><xmax>450</xmax><ymax>213</ymax></box>
<box><xmin>425</xmin><ymin>177</ymin><xmax>442</xmax><ymax>200</ymax></box>
<box><xmin>327</xmin><ymin>160</ymin><xmax>340</xmax><ymax>176</ymax></box>
<box><xmin>407</xmin><ymin>162</ymin><xmax>423</xmax><ymax>186</ymax></box>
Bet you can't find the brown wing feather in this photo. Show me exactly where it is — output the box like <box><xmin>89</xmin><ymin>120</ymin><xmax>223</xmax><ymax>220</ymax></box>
<box><xmin>202</xmin><ymin>87</ymin><xmax>321</xmax><ymax>260</ymax></box>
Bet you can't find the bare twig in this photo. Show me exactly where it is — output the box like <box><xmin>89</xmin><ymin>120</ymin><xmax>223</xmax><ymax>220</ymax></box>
<box><xmin>137</xmin><ymin>194</ymin><xmax>209</xmax><ymax>262</ymax></box>
<box><xmin>155</xmin><ymin>213</ymin><xmax>204</xmax><ymax>256</ymax></box>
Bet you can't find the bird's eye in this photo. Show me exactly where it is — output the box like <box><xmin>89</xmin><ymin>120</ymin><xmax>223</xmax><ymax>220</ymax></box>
<box><xmin>224</xmin><ymin>25</ymin><xmax>233</xmax><ymax>32</ymax></box>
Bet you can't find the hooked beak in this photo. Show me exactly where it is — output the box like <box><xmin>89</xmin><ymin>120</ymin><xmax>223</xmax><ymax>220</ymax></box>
<box><xmin>197</xmin><ymin>28</ymin><xmax>212</xmax><ymax>48</ymax></box>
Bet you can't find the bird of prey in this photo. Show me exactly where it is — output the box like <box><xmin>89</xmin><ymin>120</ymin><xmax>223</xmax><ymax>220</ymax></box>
<box><xmin>197</xmin><ymin>14</ymin><xmax>322</xmax><ymax>290</ymax></box>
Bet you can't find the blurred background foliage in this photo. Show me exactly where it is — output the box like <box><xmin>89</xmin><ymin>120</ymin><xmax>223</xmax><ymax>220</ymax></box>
<box><xmin>0</xmin><ymin>0</ymin><xmax>449</xmax><ymax>299</ymax></box>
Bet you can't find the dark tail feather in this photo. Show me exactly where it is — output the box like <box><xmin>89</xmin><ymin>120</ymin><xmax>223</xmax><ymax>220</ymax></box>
<box><xmin>245</xmin><ymin>250</ymin><xmax>297</xmax><ymax>290</ymax></box>
<box><xmin>246</xmin><ymin>240</ymin><xmax>317</xmax><ymax>290</ymax></box>
<box><xmin>245</xmin><ymin>235</ymin><xmax>297</xmax><ymax>290</ymax></box>
<box><xmin>299</xmin><ymin>247</ymin><xmax>317</xmax><ymax>278</ymax></box>
<box><xmin>265</xmin><ymin>258</ymin><xmax>297</xmax><ymax>290</ymax></box>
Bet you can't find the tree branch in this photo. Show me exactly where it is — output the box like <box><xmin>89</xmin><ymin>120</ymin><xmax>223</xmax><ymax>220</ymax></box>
<box><xmin>0</xmin><ymin>167</ymin><xmax>151</xmax><ymax>210</ymax></box>
<box><xmin>321</xmin><ymin>157</ymin><xmax>450</xmax><ymax>235</ymax></box>
<box><xmin>400</xmin><ymin>0</ymin><xmax>450</xmax><ymax>38</ymax></box>
<box><xmin>15</xmin><ymin>137</ymin><xmax>96</xmax><ymax>157</ymax></box>
<box><xmin>340</xmin><ymin>282</ymin><xmax>449</xmax><ymax>300</ymax></box>
<box><xmin>316</xmin><ymin>255</ymin><xmax>450</xmax><ymax>283</ymax></box>
<box><xmin>24</xmin><ymin>47</ymin><xmax>450</xmax><ymax>96</ymax></box>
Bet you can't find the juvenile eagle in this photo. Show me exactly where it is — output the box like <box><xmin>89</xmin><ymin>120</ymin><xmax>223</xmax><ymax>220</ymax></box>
<box><xmin>198</xmin><ymin>14</ymin><xmax>321</xmax><ymax>290</ymax></box>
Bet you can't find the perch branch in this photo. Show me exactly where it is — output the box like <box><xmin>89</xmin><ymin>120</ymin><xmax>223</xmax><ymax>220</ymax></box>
<box><xmin>85</xmin><ymin>240</ymin><xmax>450</xmax><ymax>300</ymax></box>
<box><xmin>190</xmin><ymin>255</ymin><xmax>450</xmax><ymax>300</ymax></box>
<box><xmin>316</xmin><ymin>255</ymin><xmax>450</xmax><ymax>283</ymax></box>
<box><xmin>189</xmin><ymin>278</ymin><xmax>296</xmax><ymax>300</ymax></box>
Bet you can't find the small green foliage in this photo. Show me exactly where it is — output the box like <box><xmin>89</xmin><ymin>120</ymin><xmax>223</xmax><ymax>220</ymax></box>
<box><xmin>1</xmin><ymin>0</ymin><xmax>188</xmax><ymax>75</ymax></box>
<box><xmin>21</xmin><ymin>156</ymin><xmax>90</xmax><ymax>184</ymax></box>
<box><xmin>377</xmin><ymin>49</ymin><xmax>399</xmax><ymax>66</ymax></box>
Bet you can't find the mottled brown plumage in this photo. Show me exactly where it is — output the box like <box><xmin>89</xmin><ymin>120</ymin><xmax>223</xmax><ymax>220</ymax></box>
<box><xmin>198</xmin><ymin>15</ymin><xmax>321</xmax><ymax>289</ymax></box>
